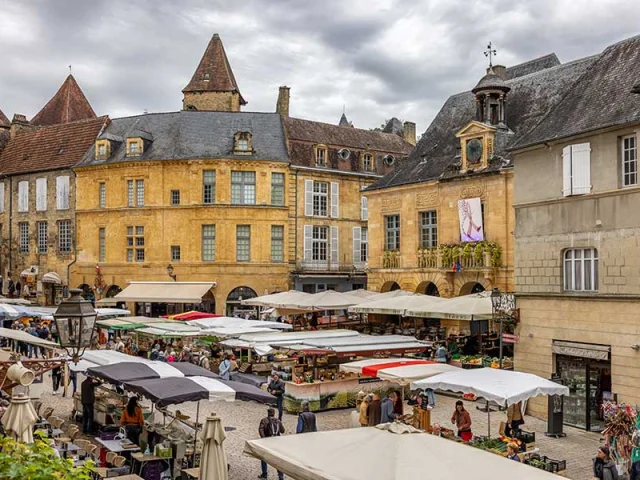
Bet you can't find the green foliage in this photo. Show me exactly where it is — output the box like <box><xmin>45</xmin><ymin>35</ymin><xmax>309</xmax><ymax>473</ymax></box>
<box><xmin>0</xmin><ymin>431</ymin><xmax>93</xmax><ymax>480</ymax></box>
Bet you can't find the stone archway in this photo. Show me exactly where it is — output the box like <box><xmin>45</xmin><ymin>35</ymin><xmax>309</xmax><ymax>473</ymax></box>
<box><xmin>459</xmin><ymin>281</ymin><xmax>486</xmax><ymax>296</ymax></box>
<box><xmin>226</xmin><ymin>286</ymin><xmax>258</xmax><ymax>317</ymax></box>
<box><xmin>380</xmin><ymin>281</ymin><xmax>401</xmax><ymax>293</ymax></box>
<box><xmin>416</xmin><ymin>281</ymin><xmax>440</xmax><ymax>297</ymax></box>
<box><xmin>105</xmin><ymin>285</ymin><xmax>122</xmax><ymax>298</ymax></box>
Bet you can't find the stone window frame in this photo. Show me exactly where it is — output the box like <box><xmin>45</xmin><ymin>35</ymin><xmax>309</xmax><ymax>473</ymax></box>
<box><xmin>18</xmin><ymin>222</ymin><xmax>29</xmax><ymax>254</ymax></box>
<box><xmin>271</xmin><ymin>172</ymin><xmax>285</xmax><ymax>206</ymax></box>
<box><xmin>37</xmin><ymin>221</ymin><xmax>48</xmax><ymax>255</ymax></box>
<box><xmin>99</xmin><ymin>182</ymin><xmax>106</xmax><ymax>208</ymax></box>
<box><xmin>171</xmin><ymin>189</ymin><xmax>181</xmax><ymax>206</ymax></box>
<box><xmin>202</xmin><ymin>225</ymin><xmax>216</xmax><ymax>262</ymax></box>
<box><xmin>563</xmin><ymin>247</ymin><xmax>599</xmax><ymax>292</ymax></box>
<box><xmin>312</xmin><ymin>181</ymin><xmax>328</xmax><ymax>217</ymax></box>
<box><xmin>362</xmin><ymin>152</ymin><xmax>374</xmax><ymax>172</ymax></box>
<box><xmin>99</xmin><ymin>227</ymin><xmax>106</xmax><ymax>262</ymax></box>
<box><xmin>171</xmin><ymin>245</ymin><xmax>181</xmax><ymax>262</ymax></box>
<box><xmin>58</xmin><ymin>220</ymin><xmax>72</xmax><ymax>254</ymax></box>
<box><xmin>360</xmin><ymin>227</ymin><xmax>368</xmax><ymax>263</ymax></box>
<box><xmin>126</xmin><ymin>225</ymin><xmax>145</xmax><ymax>262</ymax></box>
<box><xmin>126</xmin><ymin>138</ymin><xmax>142</xmax><ymax>156</ymax></box>
<box><xmin>233</xmin><ymin>132</ymin><xmax>253</xmax><ymax>155</ymax></box>
<box><xmin>271</xmin><ymin>225</ymin><xmax>284</xmax><ymax>262</ymax></box>
<box><xmin>95</xmin><ymin>140</ymin><xmax>111</xmax><ymax>159</ymax></box>
<box><xmin>314</xmin><ymin>144</ymin><xmax>328</xmax><ymax>167</ymax></box>
<box><xmin>203</xmin><ymin>170</ymin><xmax>216</xmax><ymax>205</ymax></box>
<box><xmin>236</xmin><ymin>225</ymin><xmax>251</xmax><ymax>262</ymax></box>
<box><xmin>419</xmin><ymin>210</ymin><xmax>438</xmax><ymax>248</ymax></box>
<box><xmin>385</xmin><ymin>214</ymin><xmax>400</xmax><ymax>251</ymax></box>
<box><xmin>231</xmin><ymin>171</ymin><xmax>256</xmax><ymax>205</ymax></box>
<box><xmin>621</xmin><ymin>134</ymin><xmax>638</xmax><ymax>188</ymax></box>
<box><xmin>312</xmin><ymin>225</ymin><xmax>329</xmax><ymax>262</ymax></box>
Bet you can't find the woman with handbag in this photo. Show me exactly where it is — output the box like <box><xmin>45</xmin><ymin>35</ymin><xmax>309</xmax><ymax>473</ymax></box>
<box><xmin>120</xmin><ymin>396</ymin><xmax>144</xmax><ymax>444</ymax></box>
<box><xmin>451</xmin><ymin>400</ymin><xmax>473</xmax><ymax>441</ymax></box>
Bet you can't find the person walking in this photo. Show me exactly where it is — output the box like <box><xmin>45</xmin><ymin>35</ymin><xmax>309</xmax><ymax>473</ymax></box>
<box><xmin>505</xmin><ymin>400</ymin><xmax>524</xmax><ymax>437</ymax></box>
<box><xmin>51</xmin><ymin>365</ymin><xmax>62</xmax><ymax>395</ymax></box>
<box><xmin>81</xmin><ymin>377</ymin><xmax>98</xmax><ymax>434</ymax></box>
<box><xmin>593</xmin><ymin>446</ymin><xmax>619</xmax><ymax>480</ymax></box>
<box><xmin>359</xmin><ymin>395</ymin><xmax>371</xmax><ymax>427</ymax></box>
<box><xmin>368</xmin><ymin>393</ymin><xmax>382</xmax><ymax>426</ymax></box>
<box><xmin>451</xmin><ymin>400</ymin><xmax>473</xmax><ymax>441</ymax></box>
<box><xmin>219</xmin><ymin>354</ymin><xmax>232</xmax><ymax>380</ymax></box>
<box><xmin>200</xmin><ymin>351</ymin><xmax>211</xmax><ymax>370</ymax></box>
<box><xmin>258</xmin><ymin>408</ymin><xmax>285</xmax><ymax>480</ymax></box>
<box><xmin>380</xmin><ymin>392</ymin><xmax>396</xmax><ymax>423</ymax></box>
<box><xmin>296</xmin><ymin>401</ymin><xmax>317</xmax><ymax>434</ymax></box>
<box><xmin>268</xmin><ymin>373</ymin><xmax>285</xmax><ymax>420</ymax></box>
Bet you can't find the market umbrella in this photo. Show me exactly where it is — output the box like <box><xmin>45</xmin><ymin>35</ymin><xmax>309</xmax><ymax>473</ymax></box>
<box><xmin>87</xmin><ymin>361</ymin><xmax>220</xmax><ymax>384</ymax></box>
<box><xmin>186</xmin><ymin>316</ymin><xmax>292</xmax><ymax>330</ymax></box>
<box><xmin>348</xmin><ymin>294</ymin><xmax>449</xmax><ymax>315</ymax></box>
<box><xmin>240</xmin><ymin>290</ymin><xmax>312</xmax><ymax>308</ymax></box>
<box><xmin>1</xmin><ymin>393</ymin><xmax>38</xmax><ymax>443</ymax></box>
<box><xmin>339</xmin><ymin>358</ymin><xmax>459</xmax><ymax>384</ymax></box>
<box><xmin>292</xmin><ymin>290</ymin><xmax>362</xmax><ymax>311</ymax></box>
<box><xmin>199</xmin><ymin>414</ymin><xmax>228</xmax><ymax>480</ymax></box>
<box><xmin>405</xmin><ymin>291</ymin><xmax>493</xmax><ymax>320</ymax></box>
<box><xmin>167</xmin><ymin>311</ymin><xmax>222</xmax><ymax>321</ymax></box>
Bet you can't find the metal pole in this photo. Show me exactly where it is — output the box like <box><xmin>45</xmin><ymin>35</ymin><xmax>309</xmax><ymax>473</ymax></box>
<box><xmin>193</xmin><ymin>401</ymin><xmax>200</xmax><ymax>468</ymax></box>
<box><xmin>487</xmin><ymin>400</ymin><xmax>491</xmax><ymax>437</ymax></box>
<box><xmin>499</xmin><ymin>319</ymin><xmax>503</xmax><ymax>369</ymax></box>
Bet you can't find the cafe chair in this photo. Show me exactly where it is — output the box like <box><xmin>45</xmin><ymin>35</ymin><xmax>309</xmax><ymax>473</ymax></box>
<box><xmin>112</xmin><ymin>456</ymin><xmax>127</xmax><ymax>468</ymax></box>
<box><xmin>42</xmin><ymin>407</ymin><xmax>54</xmax><ymax>420</ymax></box>
<box><xmin>85</xmin><ymin>444</ymin><xmax>98</xmax><ymax>461</ymax></box>
<box><xmin>106</xmin><ymin>451</ymin><xmax>117</xmax><ymax>466</ymax></box>
<box><xmin>56</xmin><ymin>425</ymin><xmax>79</xmax><ymax>445</ymax></box>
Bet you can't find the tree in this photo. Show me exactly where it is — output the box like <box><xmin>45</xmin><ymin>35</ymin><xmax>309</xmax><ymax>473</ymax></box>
<box><xmin>0</xmin><ymin>431</ymin><xmax>93</xmax><ymax>479</ymax></box>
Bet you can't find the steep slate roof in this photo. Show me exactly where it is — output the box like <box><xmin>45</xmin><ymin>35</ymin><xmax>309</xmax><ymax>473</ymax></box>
<box><xmin>503</xmin><ymin>54</ymin><xmax>560</xmax><ymax>80</ymax></box>
<box><xmin>78</xmin><ymin>111</ymin><xmax>289</xmax><ymax>166</ymax></box>
<box><xmin>0</xmin><ymin>116</ymin><xmax>108</xmax><ymax>175</ymax></box>
<box><xmin>368</xmin><ymin>54</ymin><xmax>596</xmax><ymax>191</ymax></box>
<box><xmin>513</xmin><ymin>35</ymin><xmax>640</xmax><ymax>149</ymax></box>
<box><xmin>30</xmin><ymin>75</ymin><xmax>97</xmax><ymax>126</ymax></box>
<box><xmin>284</xmin><ymin>117</ymin><xmax>412</xmax><ymax>154</ymax></box>
<box><xmin>339</xmin><ymin>113</ymin><xmax>350</xmax><ymax>127</ymax></box>
<box><xmin>182</xmin><ymin>34</ymin><xmax>247</xmax><ymax>105</ymax></box>
<box><xmin>0</xmin><ymin>109</ymin><xmax>9</xmax><ymax>127</ymax></box>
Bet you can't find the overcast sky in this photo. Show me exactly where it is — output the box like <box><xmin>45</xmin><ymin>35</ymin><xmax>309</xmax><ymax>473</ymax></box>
<box><xmin>1</xmin><ymin>0</ymin><xmax>639</xmax><ymax>134</ymax></box>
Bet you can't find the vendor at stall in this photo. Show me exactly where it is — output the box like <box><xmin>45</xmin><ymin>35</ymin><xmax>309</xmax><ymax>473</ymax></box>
<box><xmin>505</xmin><ymin>400</ymin><xmax>524</xmax><ymax>437</ymax></box>
<box><xmin>506</xmin><ymin>442</ymin><xmax>521</xmax><ymax>462</ymax></box>
<box><xmin>120</xmin><ymin>396</ymin><xmax>144</xmax><ymax>444</ymax></box>
<box><xmin>451</xmin><ymin>400</ymin><xmax>472</xmax><ymax>441</ymax></box>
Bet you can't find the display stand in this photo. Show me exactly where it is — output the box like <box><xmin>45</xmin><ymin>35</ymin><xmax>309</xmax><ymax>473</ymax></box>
<box><xmin>417</xmin><ymin>408</ymin><xmax>431</xmax><ymax>431</ymax></box>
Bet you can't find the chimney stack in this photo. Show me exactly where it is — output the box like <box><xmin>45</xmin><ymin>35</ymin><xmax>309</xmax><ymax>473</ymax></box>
<box><xmin>276</xmin><ymin>86</ymin><xmax>290</xmax><ymax>117</ymax></box>
<box><xmin>10</xmin><ymin>114</ymin><xmax>31</xmax><ymax>139</ymax></box>
<box><xmin>490</xmin><ymin>65</ymin><xmax>507</xmax><ymax>79</ymax></box>
<box><xmin>402</xmin><ymin>121</ymin><xmax>416</xmax><ymax>146</ymax></box>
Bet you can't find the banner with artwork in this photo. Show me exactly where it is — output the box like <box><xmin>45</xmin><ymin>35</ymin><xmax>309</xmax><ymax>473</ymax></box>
<box><xmin>458</xmin><ymin>198</ymin><xmax>484</xmax><ymax>242</ymax></box>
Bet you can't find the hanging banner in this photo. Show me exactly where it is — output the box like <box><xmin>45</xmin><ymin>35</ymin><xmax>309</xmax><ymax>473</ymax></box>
<box><xmin>458</xmin><ymin>197</ymin><xmax>484</xmax><ymax>242</ymax></box>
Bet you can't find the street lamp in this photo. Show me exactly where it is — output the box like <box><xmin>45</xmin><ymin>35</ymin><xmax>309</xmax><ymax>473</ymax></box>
<box><xmin>491</xmin><ymin>288</ymin><xmax>502</xmax><ymax>368</ymax></box>
<box><xmin>491</xmin><ymin>287</ymin><xmax>516</xmax><ymax>369</ymax></box>
<box><xmin>53</xmin><ymin>288</ymin><xmax>98</xmax><ymax>363</ymax></box>
<box><xmin>167</xmin><ymin>264</ymin><xmax>177</xmax><ymax>281</ymax></box>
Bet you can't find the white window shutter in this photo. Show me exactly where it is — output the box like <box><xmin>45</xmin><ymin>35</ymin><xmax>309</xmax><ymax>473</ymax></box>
<box><xmin>330</xmin><ymin>182</ymin><xmax>339</xmax><ymax>218</ymax></box>
<box><xmin>0</xmin><ymin>183</ymin><xmax>5</xmax><ymax>213</ymax></box>
<box><xmin>562</xmin><ymin>146</ymin><xmax>572</xmax><ymax>196</ymax></box>
<box><xmin>57</xmin><ymin>176</ymin><xmax>70</xmax><ymax>210</ymax></box>
<box><xmin>330</xmin><ymin>226</ymin><xmax>339</xmax><ymax>265</ymax></box>
<box><xmin>353</xmin><ymin>227</ymin><xmax>361</xmax><ymax>265</ymax></box>
<box><xmin>304</xmin><ymin>180</ymin><xmax>313</xmax><ymax>217</ymax></box>
<box><xmin>361</xmin><ymin>196</ymin><xmax>368</xmax><ymax>221</ymax></box>
<box><xmin>36</xmin><ymin>178</ymin><xmax>47</xmax><ymax>211</ymax></box>
<box><xmin>303</xmin><ymin>225</ymin><xmax>313</xmax><ymax>262</ymax></box>
<box><xmin>18</xmin><ymin>181</ymin><xmax>28</xmax><ymax>212</ymax></box>
<box><xmin>570</xmin><ymin>143</ymin><xmax>591</xmax><ymax>195</ymax></box>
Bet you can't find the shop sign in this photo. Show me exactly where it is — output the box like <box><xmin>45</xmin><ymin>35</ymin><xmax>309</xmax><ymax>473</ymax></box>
<box><xmin>552</xmin><ymin>340</ymin><xmax>610</xmax><ymax>361</ymax></box>
<box><xmin>358</xmin><ymin>377</ymin><xmax>382</xmax><ymax>384</ymax></box>
<box><xmin>502</xmin><ymin>333</ymin><xmax>520</xmax><ymax>344</ymax></box>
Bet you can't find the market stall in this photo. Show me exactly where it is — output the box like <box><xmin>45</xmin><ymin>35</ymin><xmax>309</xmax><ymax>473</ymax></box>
<box><xmin>186</xmin><ymin>316</ymin><xmax>292</xmax><ymax>331</ymax></box>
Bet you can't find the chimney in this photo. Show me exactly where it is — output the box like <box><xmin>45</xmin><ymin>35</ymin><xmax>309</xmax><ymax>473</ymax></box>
<box><xmin>491</xmin><ymin>65</ymin><xmax>507</xmax><ymax>79</ymax></box>
<box><xmin>276</xmin><ymin>86</ymin><xmax>290</xmax><ymax>117</ymax></box>
<box><xmin>402</xmin><ymin>121</ymin><xmax>416</xmax><ymax>146</ymax></box>
<box><xmin>10</xmin><ymin>114</ymin><xmax>31</xmax><ymax>139</ymax></box>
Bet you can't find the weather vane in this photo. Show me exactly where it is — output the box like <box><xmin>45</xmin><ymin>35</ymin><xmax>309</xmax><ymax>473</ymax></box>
<box><xmin>69</xmin><ymin>65</ymin><xmax>72</xmax><ymax>75</ymax></box>
<box><xmin>484</xmin><ymin>42</ymin><xmax>497</xmax><ymax>68</ymax></box>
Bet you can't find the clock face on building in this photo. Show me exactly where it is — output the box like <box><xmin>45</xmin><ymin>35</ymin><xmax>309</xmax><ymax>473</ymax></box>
<box><xmin>466</xmin><ymin>138</ymin><xmax>483</xmax><ymax>164</ymax></box>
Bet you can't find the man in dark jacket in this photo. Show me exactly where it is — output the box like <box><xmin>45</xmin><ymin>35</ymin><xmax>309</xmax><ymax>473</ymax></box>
<box><xmin>258</xmin><ymin>408</ymin><xmax>285</xmax><ymax>480</ymax></box>
<box><xmin>593</xmin><ymin>446</ymin><xmax>619</xmax><ymax>480</ymax></box>
<box><xmin>268</xmin><ymin>373</ymin><xmax>285</xmax><ymax>420</ymax></box>
<box><xmin>296</xmin><ymin>401</ymin><xmax>317</xmax><ymax>433</ymax></box>
<box><xmin>368</xmin><ymin>393</ymin><xmax>382</xmax><ymax>426</ymax></box>
<box><xmin>630</xmin><ymin>460</ymin><xmax>640</xmax><ymax>480</ymax></box>
<box><xmin>81</xmin><ymin>377</ymin><xmax>98</xmax><ymax>433</ymax></box>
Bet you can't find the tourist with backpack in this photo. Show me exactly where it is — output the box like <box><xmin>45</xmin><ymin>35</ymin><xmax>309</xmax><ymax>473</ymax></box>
<box><xmin>593</xmin><ymin>446</ymin><xmax>619</xmax><ymax>480</ymax></box>
<box><xmin>258</xmin><ymin>408</ymin><xmax>285</xmax><ymax>479</ymax></box>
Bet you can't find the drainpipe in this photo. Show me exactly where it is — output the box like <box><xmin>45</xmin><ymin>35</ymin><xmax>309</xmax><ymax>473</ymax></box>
<box><xmin>8</xmin><ymin>176</ymin><xmax>12</xmax><ymax>281</ymax></box>
<box><xmin>66</xmin><ymin>170</ymin><xmax>78</xmax><ymax>298</ymax></box>
<box><xmin>294</xmin><ymin>169</ymin><xmax>299</xmax><ymax>290</ymax></box>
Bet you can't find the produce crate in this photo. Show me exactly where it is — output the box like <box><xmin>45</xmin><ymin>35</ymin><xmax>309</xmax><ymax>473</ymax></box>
<box><xmin>515</xmin><ymin>430</ymin><xmax>536</xmax><ymax>451</ymax></box>
<box><xmin>542</xmin><ymin>456</ymin><xmax>567</xmax><ymax>473</ymax></box>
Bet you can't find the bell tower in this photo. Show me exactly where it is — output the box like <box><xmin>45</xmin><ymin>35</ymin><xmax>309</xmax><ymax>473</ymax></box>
<box><xmin>472</xmin><ymin>42</ymin><xmax>510</xmax><ymax>128</ymax></box>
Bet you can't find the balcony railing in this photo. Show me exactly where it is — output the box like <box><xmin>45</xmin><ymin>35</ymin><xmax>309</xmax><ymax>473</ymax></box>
<box><xmin>417</xmin><ymin>241</ymin><xmax>502</xmax><ymax>270</ymax></box>
<box><xmin>382</xmin><ymin>250</ymin><xmax>401</xmax><ymax>269</ymax></box>
<box><xmin>297</xmin><ymin>261</ymin><xmax>367</xmax><ymax>273</ymax></box>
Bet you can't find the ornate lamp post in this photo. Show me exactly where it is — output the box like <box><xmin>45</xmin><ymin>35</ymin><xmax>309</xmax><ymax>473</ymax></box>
<box><xmin>167</xmin><ymin>264</ymin><xmax>177</xmax><ymax>282</ymax></box>
<box><xmin>53</xmin><ymin>289</ymin><xmax>98</xmax><ymax>363</ymax></box>
<box><xmin>491</xmin><ymin>287</ymin><xmax>516</xmax><ymax>369</ymax></box>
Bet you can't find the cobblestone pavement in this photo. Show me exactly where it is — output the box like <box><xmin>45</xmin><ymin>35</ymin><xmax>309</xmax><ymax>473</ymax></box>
<box><xmin>39</xmin><ymin>373</ymin><xmax>601</xmax><ymax>479</ymax></box>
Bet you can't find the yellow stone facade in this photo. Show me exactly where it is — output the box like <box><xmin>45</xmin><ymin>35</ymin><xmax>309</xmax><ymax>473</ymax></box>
<box><xmin>366</xmin><ymin>169</ymin><xmax>514</xmax><ymax>297</ymax></box>
<box><xmin>182</xmin><ymin>91</ymin><xmax>242</xmax><ymax>113</ymax></box>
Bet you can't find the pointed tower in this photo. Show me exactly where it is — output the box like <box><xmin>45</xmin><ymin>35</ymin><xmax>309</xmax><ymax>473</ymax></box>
<box><xmin>338</xmin><ymin>113</ymin><xmax>350</xmax><ymax>127</ymax></box>
<box><xmin>0</xmin><ymin>108</ymin><xmax>9</xmax><ymax>129</ymax></box>
<box><xmin>30</xmin><ymin>75</ymin><xmax>96</xmax><ymax>126</ymax></box>
<box><xmin>182</xmin><ymin>34</ymin><xmax>247</xmax><ymax>112</ymax></box>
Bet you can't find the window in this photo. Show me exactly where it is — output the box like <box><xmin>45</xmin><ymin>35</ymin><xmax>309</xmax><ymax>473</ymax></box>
<box><xmin>171</xmin><ymin>190</ymin><xmax>181</xmax><ymax>206</ymax></box>
<box><xmin>18</xmin><ymin>181</ymin><xmax>29</xmax><ymax>212</ymax></box>
<box><xmin>127</xmin><ymin>180</ymin><xmax>134</xmax><ymax>207</ymax></box>
<box><xmin>98</xmin><ymin>143</ymin><xmax>106</xmax><ymax>156</ymax></box>
<box><xmin>271</xmin><ymin>173</ymin><xmax>285</xmax><ymax>206</ymax></box>
<box><xmin>231</xmin><ymin>171</ymin><xmax>256</xmax><ymax>205</ymax></box>
<box><xmin>233</xmin><ymin>132</ymin><xmax>252</xmax><ymax>154</ymax></box>
<box><xmin>271</xmin><ymin>225</ymin><xmax>284</xmax><ymax>262</ymax></box>
<box><xmin>19</xmin><ymin>222</ymin><xmax>29</xmax><ymax>253</ymax></box>
<box><xmin>564</xmin><ymin>248</ymin><xmax>598</xmax><ymax>292</ymax></box>
<box><xmin>363</xmin><ymin>153</ymin><xmax>373</xmax><ymax>171</ymax></box>
<box><xmin>315</xmin><ymin>146</ymin><xmax>327</xmax><ymax>167</ymax></box>
<box><xmin>171</xmin><ymin>245</ymin><xmax>181</xmax><ymax>262</ymax></box>
<box><xmin>136</xmin><ymin>180</ymin><xmax>145</xmax><ymax>206</ymax></box>
<box><xmin>37</xmin><ymin>221</ymin><xmax>48</xmax><ymax>254</ymax></box>
<box><xmin>203</xmin><ymin>170</ymin><xmax>216</xmax><ymax>204</ymax></box>
<box><xmin>0</xmin><ymin>182</ymin><xmax>5</xmax><ymax>213</ymax></box>
<box><xmin>99</xmin><ymin>182</ymin><xmax>106</xmax><ymax>208</ymax></box>
<box><xmin>58</xmin><ymin>220</ymin><xmax>72</xmax><ymax>253</ymax></box>
<box><xmin>361</xmin><ymin>196</ymin><xmax>368</xmax><ymax>221</ymax></box>
<box><xmin>236</xmin><ymin>225</ymin><xmax>251</xmax><ymax>262</ymax></box>
<box><xmin>360</xmin><ymin>227</ymin><xmax>368</xmax><ymax>263</ymax></box>
<box><xmin>312</xmin><ymin>226</ymin><xmax>328</xmax><ymax>261</ymax></box>
<box><xmin>126</xmin><ymin>226</ymin><xmax>144</xmax><ymax>262</ymax></box>
<box><xmin>202</xmin><ymin>225</ymin><xmax>216</xmax><ymax>261</ymax></box>
<box><xmin>562</xmin><ymin>143</ymin><xmax>591</xmax><ymax>196</ymax></box>
<box><xmin>129</xmin><ymin>141</ymin><xmax>140</xmax><ymax>155</ymax></box>
<box><xmin>312</xmin><ymin>182</ymin><xmax>328</xmax><ymax>216</ymax></box>
<box><xmin>36</xmin><ymin>178</ymin><xmax>47</xmax><ymax>211</ymax></box>
<box><xmin>385</xmin><ymin>215</ymin><xmax>400</xmax><ymax>251</ymax></box>
<box><xmin>237</xmin><ymin>138</ymin><xmax>249</xmax><ymax>151</ymax></box>
<box><xmin>420</xmin><ymin>211</ymin><xmax>438</xmax><ymax>248</ymax></box>
<box><xmin>56</xmin><ymin>176</ymin><xmax>70</xmax><ymax>210</ymax></box>
<box><xmin>99</xmin><ymin>228</ymin><xmax>106</xmax><ymax>262</ymax></box>
<box><xmin>622</xmin><ymin>135</ymin><xmax>638</xmax><ymax>187</ymax></box>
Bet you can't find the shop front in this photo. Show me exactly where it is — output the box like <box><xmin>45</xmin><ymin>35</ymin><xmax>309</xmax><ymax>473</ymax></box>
<box><xmin>553</xmin><ymin>340</ymin><xmax>612</xmax><ymax>432</ymax></box>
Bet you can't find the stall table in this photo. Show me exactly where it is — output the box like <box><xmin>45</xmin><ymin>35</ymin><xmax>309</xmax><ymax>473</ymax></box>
<box><xmin>182</xmin><ymin>467</ymin><xmax>200</xmax><ymax>478</ymax></box>
<box><xmin>94</xmin><ymin>437</ymin><xmax>141</xmax><ymax>454</ymax></box>
<box><xmin>131</xmin><ymin>452</ymin><xmax>172</xmax><ymax>476</ymax></box>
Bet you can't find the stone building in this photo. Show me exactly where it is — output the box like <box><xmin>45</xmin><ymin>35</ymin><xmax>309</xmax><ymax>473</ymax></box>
<box><xmin>0</xmin><ymin>74</ymin><xmax>105</xmax><ymax>304</ymax></box>
<box><xmin>71</xmin><ymin>34</ymin><xmax>413</xmax><ymax>315</ymax></box>
<box><xmin>511</xmin><ymin>35</ymin><xmax>640</xmax><ymax>429</ymax></box>
<box><xmin>364</xmin><ymin>53</ymin><xmax>593</xmax><ymax>312</ymax></box>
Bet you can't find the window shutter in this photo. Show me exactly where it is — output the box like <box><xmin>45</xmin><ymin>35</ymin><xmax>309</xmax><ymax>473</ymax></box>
<box><xmin>331</xmin><ymin>182</ymin><xmax>339</xmax><ymax>218</ymax></box>
<box><xmin>562</xmin><ymin>146</ymin><xmax>572</xmax><ymax>196</ymax></box>
<box><xmin>361</xmin><ymin>196</ymin><xmax>368</xmax><ymax>221</ymax></box>
<box><xmin>0</xmin><ymin>183</ymin><xmax>5</xmax><ymax>213</ymax></box>
<box><xmin>330</xmin><ymin>226</ymin><xmax>339</xmax><ymax>265</ymax></box>
<box><xmin>353</xmin><ymin>227</ymin><xmax>361</xmax><ymax>265</ymax></box>
<box><xmin>304</xmin><ymin>180</ymin><xmax>313</xmax><ymax>217</ymax></box>
<box><xmin>18</xmin><ymin>181</ymin><xmax>28</xmax><ymax>212</ymax></box>
<box><xmin>303</xmin><ymin>225</ymin><xmax>313</xmax><ymax>262</ymax></box>
<box><xmin>56</xmin><ymin>176</ymin><xmax>70</xmax><ymax>210</ymax></box>
<box><xmin>570</xmin><ymin>143</ymin><xmax>591</xmax><ymax>195</ymax></box>
<box><xmin>36</xmin><ymin>178</ymin><xmax>47</xmax><ymax>211</ymax></box>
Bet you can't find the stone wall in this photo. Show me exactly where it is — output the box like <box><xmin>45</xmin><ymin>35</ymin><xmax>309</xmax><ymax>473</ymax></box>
<box><xmin>182</xmin><ymin>91</ymin><xmax>241</xmax><ymax>112</ymax></box>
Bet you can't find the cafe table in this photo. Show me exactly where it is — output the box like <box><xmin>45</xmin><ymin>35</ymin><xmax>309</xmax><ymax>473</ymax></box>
<box><xmin>182</xmin><ymin>467</ymin><xmax>200</xmax><ymax>479</ymax></box>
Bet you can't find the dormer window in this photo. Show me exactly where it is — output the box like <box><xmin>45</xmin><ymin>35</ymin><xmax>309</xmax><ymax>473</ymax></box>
<box><xmin>383</xmin><ymin>154</ymin><xmax>395</xmax><ymax>166</ymax></box>
<box><xmin>233</xmin><ymin>132</ymin><xmax>253</xmax><ymax>155</ymax></box>
<box><xmin>98</xmin><ymin>144</ymin><xmax>106</xmax><ymax>156</ymax></box>
<box><xmin>95</xmin><ymin>139</ymin><xmax>111</xmax><ymax>160</ymax></box>
<box><xmin>363</xmin><ymin>153</ymin><xmax>373</xmax><ymax>171</ymax></box>
<box><xmin>129</xmin><ymin>141</ymin><xmax>140</xmax><ymax>155</ymax></box>
<box><xmin>314</xmin><ymin>145</ymin><xmax>327</xmax><ymax>167</ymax></box>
